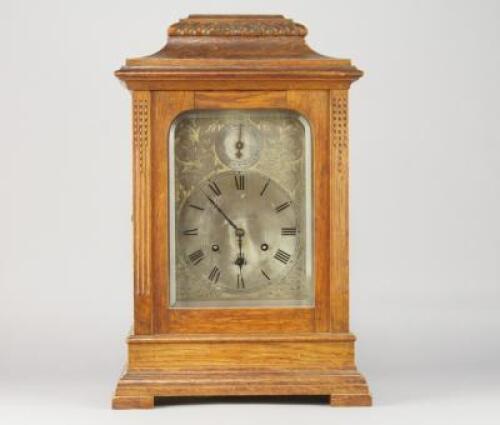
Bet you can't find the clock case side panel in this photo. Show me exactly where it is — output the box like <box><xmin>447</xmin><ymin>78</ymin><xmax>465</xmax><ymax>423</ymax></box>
<box><xmin>131</xmin><ymin>91</ymin><xmax>153</xmax><ymax>335</ymax></box>
<box><xmin>330</xmin><ymin>89</ymin><xmax>350</xmax><ymax>332</ymax></box>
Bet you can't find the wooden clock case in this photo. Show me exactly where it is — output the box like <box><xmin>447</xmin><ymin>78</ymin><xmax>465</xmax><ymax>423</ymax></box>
<box><xmin>112</xmin><ymin>15</ymin><xmax>371</xmax><ymax>408</ymax></box>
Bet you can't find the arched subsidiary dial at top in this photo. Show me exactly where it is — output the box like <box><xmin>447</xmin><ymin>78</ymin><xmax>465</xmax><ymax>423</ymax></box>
<box><xmin>178</xmin><ymin>170</ymin><xmax>299</xmax><ymax>293</ymax></box>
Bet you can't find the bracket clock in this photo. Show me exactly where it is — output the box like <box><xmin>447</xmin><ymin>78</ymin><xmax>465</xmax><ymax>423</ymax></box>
<box><xmin>112</xmin><ymin>14</ymin><xmax>371</xmax><ymax>408</ymax></box>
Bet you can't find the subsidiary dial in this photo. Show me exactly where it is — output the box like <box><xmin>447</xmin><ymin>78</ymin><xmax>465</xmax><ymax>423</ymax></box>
<box><xmin>215</xmin><ymin>123</ymin><xmax>262</xmax><ymax>170</ymax></box>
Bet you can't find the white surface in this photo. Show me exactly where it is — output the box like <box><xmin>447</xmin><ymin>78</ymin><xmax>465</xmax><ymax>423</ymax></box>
<box><xmin>1</xmin><ymin>0</ymin><xmax>499</xmax><ymax>423</ymax></box>
<box><xmin>1</xmin><ymin>373</ymin><xmax>499</xmax><ymax>424</ymax></box>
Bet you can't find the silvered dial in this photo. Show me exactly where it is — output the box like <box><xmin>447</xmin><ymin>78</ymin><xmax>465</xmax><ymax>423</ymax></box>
<box><xmin>170</xmin><ymin>109</ymin><xmax>313</xmax><ymax>308</ymax></box>
<box><xmin>178</xmin><ymin>171</ymin><xmax>298</xmax><ymax>293</ymax></box>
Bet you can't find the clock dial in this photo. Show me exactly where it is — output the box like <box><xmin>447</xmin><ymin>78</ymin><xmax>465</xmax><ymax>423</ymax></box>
<box><xmin>170</xmin><ymin>110</ymin><xmax>313</xmax><ymax>307</ymax></box>
<box><xmin>178</xmin><ymin>171</ymin><xmax>299</xmax><ymax>293</ymax></box>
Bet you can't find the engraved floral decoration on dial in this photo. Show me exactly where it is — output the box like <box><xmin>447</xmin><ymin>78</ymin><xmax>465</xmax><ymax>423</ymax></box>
<box><xmin>177</xmin><ymin>171</ymin><xmax>299</xmax><ymax>294</ymax></box>
<box><xmin>170</xmin><ymin>109</ymin><xmax>312</xmax><ymax>307</ymax></box>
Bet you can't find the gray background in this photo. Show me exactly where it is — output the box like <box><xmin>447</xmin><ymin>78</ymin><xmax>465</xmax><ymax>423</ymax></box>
<box><xmin>1</xmin><ymin>0</ymin><xmax>499</xmax><ymax>423</ymax></box>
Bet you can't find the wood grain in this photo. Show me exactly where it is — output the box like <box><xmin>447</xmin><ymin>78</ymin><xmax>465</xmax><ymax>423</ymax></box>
<box><xmin>114</xmin><ymin>369</ymin><xmax>371</xmax><ymax>408</ymax></box>
<box><xmin>194</xmin><ymin>91</ymin><xmax>286</xmax><ymax>108</ymax></box>
<box><xmin>123</xmin><ymin>79</ymin><xmax>353</xmax><ymax>91</ymax></box>
<box><xmin>112</xmin><ymin>395</ymin><xmax>154</xmax><ymax>409</ymax></box>
<box><xmin>150</xmin><ymin>91</ymin><xmax>194</xmax><ymax>334</ymax></box>
<box><xmin>330</xmin><ymin>394</ymin><xmax>372</xmax><ymax>407</ymax></box>
<box><xmin>286</xmin><ymin>90</ymin><xmax>331</xmax><ymax>332</ymax></box>
<box><xmin>166</xmin><ymin>308</ymin><xmax>314</xmax><ymax>334</ymax></box>
<box><xmin>116</xmin><ymin>15</ymin><xmax>362</xmax><ymax>91</ymax></box>
<box><xmin>128</xmin><ymin>332</ymin><xmax>356</xmax><ymax>343</ymax></box>
<box><xmin>128</xmin><ymin>340</ymin><xmax>354</xmax><ymax>371</ymax></box>
<box><xmin>132</xmin><ymin>91</ymin><xmax>153</xmax><ymax>334</ymax></box>
<box><xmin>330</xmin><ymin>90</ymin><xmax>350</xmax><ymax>332</ymax></box>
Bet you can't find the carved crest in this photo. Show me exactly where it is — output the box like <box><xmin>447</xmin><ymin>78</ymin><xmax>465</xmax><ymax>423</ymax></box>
<box><xmin>168</xmin><ymin>15</ymin><xmax>307</xmax><ymax>37</ymax></box>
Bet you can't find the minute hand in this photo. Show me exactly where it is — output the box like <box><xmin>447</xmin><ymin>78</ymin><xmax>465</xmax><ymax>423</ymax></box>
<box><xmin>204</xmin><ymin>193</ymin><xmax>239</xmax><ymax>231</ymax></box>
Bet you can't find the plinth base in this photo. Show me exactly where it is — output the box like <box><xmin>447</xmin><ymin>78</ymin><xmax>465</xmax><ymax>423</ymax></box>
<box><xmin>112</xmin><ymin>332</ymin><xmax>372</xmax><ymax>409</ymax></box>
<box><xmin>112</xmin><ymin>369</ymin><xmax>372</xmax><ymax>409</ymax></box>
